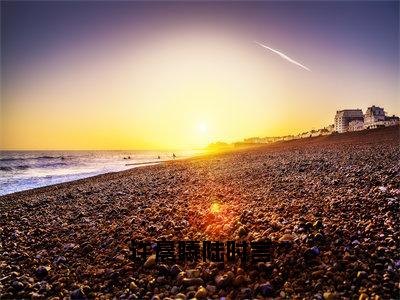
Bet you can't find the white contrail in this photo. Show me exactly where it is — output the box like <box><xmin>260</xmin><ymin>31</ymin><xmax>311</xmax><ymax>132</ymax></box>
<box><xmin>255</xmin><ymin>41</ymin><xmax>311</xmax><ymax>71</ymax></box>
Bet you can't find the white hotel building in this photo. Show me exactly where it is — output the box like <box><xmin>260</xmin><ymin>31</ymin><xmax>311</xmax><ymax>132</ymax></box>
<box><xmin>334</xmin><ymin>109</ymin><xmax>364</xmax><ymax>133</ymax></box>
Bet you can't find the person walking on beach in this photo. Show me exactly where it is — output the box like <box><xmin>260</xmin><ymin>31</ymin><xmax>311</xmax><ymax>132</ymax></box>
<box><xmin>172</xmin><ymin>153</ymin><xmax>176</xmax><ymax>159</ymax></box>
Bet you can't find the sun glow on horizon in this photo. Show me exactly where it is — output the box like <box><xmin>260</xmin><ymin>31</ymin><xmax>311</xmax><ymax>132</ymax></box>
<box><xmin>2</xmin><ymin>28</ymin><xmax>292</xmax><ymax>150</ymax></box>
<box><xmin>196</xmin><ymin>122</ymin><xmax>208</xmax><ymax>134</ymax></box>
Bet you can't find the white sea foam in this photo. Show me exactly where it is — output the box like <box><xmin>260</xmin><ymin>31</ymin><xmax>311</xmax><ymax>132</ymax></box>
<box><xmin>0</xmin><ymin>150</ymin><xmax>202</xmax><ymax>196</ymax></box>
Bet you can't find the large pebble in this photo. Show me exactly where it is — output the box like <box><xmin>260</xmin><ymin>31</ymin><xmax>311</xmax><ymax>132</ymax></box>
<box><xmin>182</xmin><ymin>278</ymin><xmax>204</xmax><ymax>286</ymax></box>
<box><xmin>195</xmin><ymin>286</ymin><xmax>207</xmax><ymax>299</ymax></box>
<box><xmin>144</xmin><ymin>255</ymin><xmax>156</xmax><ymax>268</ymax></box>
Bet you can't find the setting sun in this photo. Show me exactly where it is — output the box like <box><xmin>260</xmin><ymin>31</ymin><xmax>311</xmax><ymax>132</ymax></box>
<box><xmin>196</xmin><ymin>122</ymin><xmax>208</xmax><ymax>134</ymax></box>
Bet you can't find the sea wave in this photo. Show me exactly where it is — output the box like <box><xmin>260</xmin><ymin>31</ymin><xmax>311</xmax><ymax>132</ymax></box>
<box><xmin>0</xmin><ymin>166</ymin><xmax>13</xmax><ymax>171</ymax></box>
<box><xmin>0</xmin><ymin>165</ymin><xmax>30</xmax><ymax>172</ymax></box>
<box><xmin>36</xmin><ymin>156</ymin><xmax>66</xmax><ymax>160</ymax></box>
<box><xmin>0</xmin><ymin>157</ymin><xmax>24</xmax><ymax>162</ymax></box>
<box><xmin>0</xmin><ymin>162</ymin><xmax>69</xmax><ymax>172</ymax></box>
<box><xmin>0</xmin><ymin>155</ymin><xmax>68</xmax><ymax>162</ymax></box>
<box><xmin>15</xmin><ymin>165</ymin><xmax>30</xmax><ymax>170</ymax></box>
<box><xmin>39</xmin><ymin>162</ymin><xmax>69</xmax><ymax>168</ymax></box>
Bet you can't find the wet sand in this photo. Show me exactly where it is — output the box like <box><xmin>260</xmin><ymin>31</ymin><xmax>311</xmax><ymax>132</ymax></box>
<box><xmin>1</xmin><ymin>126</ymin><xmax>399</xmax><ymax>299</ymax></box>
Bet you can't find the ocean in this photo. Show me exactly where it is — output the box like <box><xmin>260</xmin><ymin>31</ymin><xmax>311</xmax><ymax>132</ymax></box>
<box><xmin>0</xmin><ymin>150</ymin><xmax>202</xmax><ymax>196</ymax></box>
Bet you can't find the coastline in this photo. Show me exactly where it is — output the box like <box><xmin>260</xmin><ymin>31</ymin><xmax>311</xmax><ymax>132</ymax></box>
<box><xmin>1</xmin><ymin>126</ymin><xmax>396</xmax><ymax>200</ymax></box>
<box><xmin>1</xmin><ymin>126</ymin><xmax>399</xmax><ymax>299</ymax></box>
<box><xmin>0</xmin><ymin>151</ymin><xmax>205</xmax><ymax>198</ymax></box>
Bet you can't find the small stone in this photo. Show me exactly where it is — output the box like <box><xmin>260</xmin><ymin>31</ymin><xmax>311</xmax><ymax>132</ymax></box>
<box><xmin>259</xmin><ymin>283</ymin><xmax>274</xmax><ymax>297</ymax></box>
<box><xmin>144</xmin><ymin>255</ymin><xmax>156</xmax><ymax>268</ymax></box>
<box><xmin>82</xmin><ymin>243</ymin><xmax>93</xmax><ymax>253</ymax></box>
<box><xmin>182</xmin><ymin>277</ymin><xmax>204</xmax><ymax>286</ymax></box>
<box><xmin>304</xmin><ymin>247</ymin><xmax>320</xmax><ymax>260</ymax></box>
<box><xmin>71</xmin><ymin>288</ymin><xmax>85</xmax><ymax>299</ymax></box>
<box><xmin>312</xmin><ymin>270</ymin><xmax>324</xmax><ymax>277</ymax></box>
<box><xmin>30</xmin><ymin>292</ymin><xmax>43</xmax><ymax>299</ymax></box>
<box><xmin>186</xmin><ymin>269</ymin><xmax>201</xmax><ymax>278</ymax></box>
<box><xmin>395</xmin><ymin>260</ymin><xmax>400</xmax><ymax>269</ymax></box>
<box><xmin>115</xmin><ymin>254</ymin><xmax>125</xmax><ymax>261</ymax></box>
<box><xmin>156</xmin><ymin>276</ymin><xmax>166</xmax><ymax>284</ymax></box>
<box><xmin>323</xmin><ymin>292</ymin><xmax>338</xmax><ymax>300</ymax></box>
<box><xmin>314</xmin><ymin>233</ymin><xmax>324</xmax><ymax>242</ymax></box>
<box><xmin>35</xmin><ymin>266</ymin><xmax>49</xmax><ymax>278</ymax></box>
<box><xmin>177</xmin><ymin>271</ymin><xmax>186</xmax><ymax>283</ymax></box>
<box><xmin>157</xmin><ymin>264</ymin><xmax>170</xmax><ymax>276</ymax></box>
<box><xmin>63</xmin><ymin>243</ymin><xmax>77</xmax><ymax>251</ymax></box>
<box><xmin>175</xmin><ymin>293</ymin><xmax>186</xmax><ymax>299</ymax></box>
<box><xmin>313</xmin><ymin>220</ymin><xmax>324</xmax><ymax>229</ymax></box>
<box><xmin>359</xmin><ymin>293</ymin><xmax>369</xmax><ymax>300</ymax></box>
<box><xmin>206</xmin><ymin>285</ymin><xmax>217</xmax><ymax>294</ymax></box>
<box><xmin>171</xmin><ymin>286</ymin><xmax>179</xmax><ymax>294</ymax></box>
<box><xmin>357</xmin><ymin>271</ymin><xmax>367</xmax><ymax>279</ymax></box>
<box><xmin>233</xmin><ymin>275</ymin><xmax>245</xmax><ymax>286</ymax></box>
<box><xmin>279</xmin><ymin>234</ymin><xmax>294</xmax><ymax>242</ymax></box>
<box><xmin>240</xmin><ymin>287</ymin><xmax>252</xmax><ymax>298</ymax></box>
<box><xmin>215</xmin><ymin>272</ymin><xmax>234</xmax><ymax>288</ymax></box>
<box><xmin>238</xmin><ymin>226</ymin><xmax>248</xmax><ymax>237</ymax></box>
<box><xmin>311</xmin><ymin>246</ymin><xmax>320</xmax><ymax>255</ymax></box>
<box><xmin>53</xmin><ymin>256</ymin><xmax>67</xmax><ymax>265</ymax></box>
<box><xmin>195</xmin><ymin>286</ymin><xmax>207</xmax><ymax>299</ymax></box>
<box><xmin>130</xmin><ymin>281</ymin><xmax>138</xmax><ymax>290</ymax></box>
<box><xmin>12</xmin><ymin>281</ymin><xmax>24</xmax><ymax>291</ymax></box>
<box><xmin>257</xmin><ymin>262</ymin><xmax>273</xmax><ymax>273</ymax></box>
<box><xmin>170</xmin><ymin>264</ymin><xmax>182</xmax><ymax>277</ymax></box>
<box><xmin>378</xmin><ymin>186</ymin><xmax>387</xmax><ymax>192</ymax></box>
<box><xmin>376</xmin><ymin>246</ymin><xmax>386</xmax><ymax>256</ymax></box>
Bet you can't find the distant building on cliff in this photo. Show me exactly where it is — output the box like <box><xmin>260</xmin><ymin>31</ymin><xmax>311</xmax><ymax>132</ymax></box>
<box><xmin>364</xmin><ymin>105</ymin><xmax>400</xmax><ymax>129</ymax></box>
<box><xmin>334</xmin><ymin>105</ymin><xmax>399</xmax><ymax>133</ymax></box>
<box><xmin>384</xmin><ymin>115</ymin><xmax>400</xmax><ymax>127</ymax></box>
<box><xmin>334</xmin><ymin>109</ymin><xmax>364</xmax><ymax>133</ymax></box>
<box><xmin>364</xmin><ymin>105</ymin><xmax>386</xmax><ymax>128</ymax></box>
<box><xmin>348</xmin><ymin>120</ymin><xmax>364</xmax><ymax>132</ymax></box>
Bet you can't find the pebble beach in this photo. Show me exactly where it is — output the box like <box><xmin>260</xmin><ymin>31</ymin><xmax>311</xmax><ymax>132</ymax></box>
<box><xmin>1</xmin><ymin>126</ymin><xmax>399</xmax><ymax>299</ymax></box>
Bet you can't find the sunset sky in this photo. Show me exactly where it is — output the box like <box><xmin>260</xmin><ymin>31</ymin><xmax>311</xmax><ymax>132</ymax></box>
<box><xmin>1</xmin><ymin>1</ymin><xmax>399</xmax><ymax>150</ymax></box>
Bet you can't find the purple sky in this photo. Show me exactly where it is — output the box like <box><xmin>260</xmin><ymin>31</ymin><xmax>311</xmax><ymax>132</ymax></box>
<box><xmin>2</xmin><ymin>1</ymin><xmax>398</xmax><ymax>83</ymax></box>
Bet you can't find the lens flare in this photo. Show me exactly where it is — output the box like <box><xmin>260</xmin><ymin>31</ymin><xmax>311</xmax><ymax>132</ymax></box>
<box><xmin>210</xmin><ymin>202</ymin><xmax>221</xmax><ymax>213</ymax></box>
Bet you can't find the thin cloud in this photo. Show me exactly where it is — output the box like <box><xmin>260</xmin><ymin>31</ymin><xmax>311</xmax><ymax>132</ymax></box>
<box><xmin>255</xmin><ymin>41</ymin><xmax>311</xmax><ymax>71</ymax></box>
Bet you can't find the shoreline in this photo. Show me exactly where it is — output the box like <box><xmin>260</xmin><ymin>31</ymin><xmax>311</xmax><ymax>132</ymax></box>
<box><xmin>2</xmin><ymin>126</ymin><xmax>396</xmax><ymax>200</ymax></box>
<box><xmin>1</xmin><ymin>126</ymin><xmax>399</xmax><ymax>299</ymax></box>
<box><xmin>0</xmin><ymin>153</ymin><xmax>207</xmax><ymax>199</ymax></box>
<box><xmin>0</xmin><ymin>161</ymin><xmax>165</xmax><ymax>199</ymax></box>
